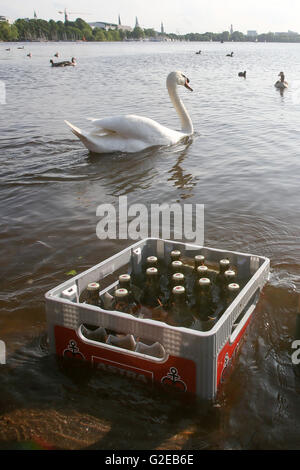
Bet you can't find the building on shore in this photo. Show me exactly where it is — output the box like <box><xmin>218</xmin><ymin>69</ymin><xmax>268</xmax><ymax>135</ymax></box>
<box><xmin>118</xmin><ymin>15</ymin><xmax>133</xmax><ymax>32</ymax></box>
<box><xmin>0</xmin><ymin>15</ymin><xmax>10</xmax><ymax>23</ymax></box>
<box><xmin>89</xmin><ymin>16</ymin><xmax>132</xmax><ymax>32</ymax></box>
<box><xmin>247</xmin><ymin>30</ymin><xmax>258</xmax><ymax>37</ymax></box>
<box><xmin>274</xmin><ymin>30</ymin><xmax>298</xmax><ymax>36</ymax></box>
<box><xmin>89</xmin><ymin>21</ymin><xmax>118</xmax><ymax>31</ymax></box>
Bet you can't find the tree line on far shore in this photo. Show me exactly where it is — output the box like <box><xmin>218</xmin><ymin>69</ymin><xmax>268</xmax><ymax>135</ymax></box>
<box><xmin>1</xmin><ymin>17</ymin><xmax>300</xmax><ymax>43</ymax></box>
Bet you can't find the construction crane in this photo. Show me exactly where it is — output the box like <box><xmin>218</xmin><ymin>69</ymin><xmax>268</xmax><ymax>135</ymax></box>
<box><xmin>58</xmin><ymin>8</ymin><xmax>91</xmax><ymax>23</ymax></box>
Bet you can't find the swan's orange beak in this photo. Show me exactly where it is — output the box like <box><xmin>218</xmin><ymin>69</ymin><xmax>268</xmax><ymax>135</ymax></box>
<box><xmin>184</xmin><ymin>79</ymin><xmax>193</xmax><ymax>91</ymax></box>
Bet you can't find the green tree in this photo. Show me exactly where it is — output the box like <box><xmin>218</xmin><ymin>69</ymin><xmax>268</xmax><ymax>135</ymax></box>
<box><xmin>0</xmin><ymin>21</ymin><xmax>18</xmax><ymax>41</ymax></box>
<box><xmin>131</xmin><ymin>26</ymin><xmax>145</xmax><ymax>39</ymax></box>
<box><xmin>144</xmin><ymin>28</ymin><xmax>156</xmax><ymax>38</ymax></box>
<box><xmin>231</xmin><ymin>31</ymin><xmax>244</xmax><ymax>42</ymax></box>
<box><xmin>66</xmin><ymin>26</ymin><xmax>83</xmax><ymax>41</ymax></box>
<box><xmin>48</xmin><ymin>19</ymin><xmax>58</xmax><ymax>40</ymax></box>
<box><xmin>93</xmin><ymin>28</ymin><xmax>106</xmax><ymax>41</ymax></box>
<box><xmin>220</xmin><ymin>31</ymin><xmax>230</xmax><ymax>41</ymax></box>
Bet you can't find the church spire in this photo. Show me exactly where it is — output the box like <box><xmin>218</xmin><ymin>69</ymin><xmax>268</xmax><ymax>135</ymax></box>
<box><xmin>135</xmin><ymin>16</ymin><xmax>139</xmax><ymax>28</ymax></box>
<box><xmin>118</xmin><ymin>14</ymin><xmax>121</xmax><ymax>26</ymax></box>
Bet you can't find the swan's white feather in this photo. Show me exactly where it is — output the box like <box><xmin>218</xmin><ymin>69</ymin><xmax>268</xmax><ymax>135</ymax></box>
<box><xmin>88</xmin><ymin>115</ymin><xmax>184</xmax><ymax>144</ymax></box>
<box><xmin>65</xmin><ymin>120</ymin><xmax>153</xmax><ymax>153</ymax></box>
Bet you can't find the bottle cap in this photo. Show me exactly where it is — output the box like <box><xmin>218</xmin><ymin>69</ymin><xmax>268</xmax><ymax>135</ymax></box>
<box><xmin>198</xmin><ymin>277</ymin><xmax>211</xmax><ymax>286</ymax></box>
<box><xmin>197</xmin><ymin>265</ymin><xmax>208</xmax><ymax>274</ymax></box>
<box><xmin>171</xmin><ymin>250</ymin><xmax>181</xmax><ymax>258</ymax></box>
<box><xmin>228</xmin><ymin>283</ymin><xmax>240</xmax><ymax>292</ymax></box>
<box><xmin>115</xmin><ymin>288</ymin><xmax>129</xmax><ymax>298</ymax></box>
<box><xmin>146</xmin><ymin>256</ymin><xmax>158</xmax><ymax>264</ymax></box>
<box><xmin>224</xmin><ymin>270</ymin><xmax>235</xmax><ymax>279</ymax></box>
<box><xmin>195</xmin><ymin>254</ymin><xmax>205</xmax><ymax>263</ymax></box>
<box><xmin>172</xmin><ymin>273</ymin><xmax>185</xmax><ymax>281</ymax></box>
<box><xmin>220</xmin><ymin>259</ymin><xmax>230</xmax><ymax>267</ymax></box>
<box><xmin>119</xmin><ymin>274</ymin><xmax>131</xmax><ymax>282</ymax></box>
<box><xmin>172</xmin><ymin>285</ymin><xmax>185</xmax><ymax>295</ymax></box>
<box><xmin>171</xmin><ymin>260</ymin><xmax>183</xmax><ymax>269</ymax></box>
<box><xmin>146</xmin><ymin>267</ymin><xmax>158</xmax><ymax>276</ymax></box>
<box><xmin>87</xmin><ymin>282</ymin><xmax>100</xmax><ymax>291</ymax></box>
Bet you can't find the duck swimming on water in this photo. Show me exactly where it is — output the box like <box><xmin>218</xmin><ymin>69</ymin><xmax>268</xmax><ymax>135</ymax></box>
<box><xmin>227</xmin><ymin>52</ymin><xmax>234</xmax><ymax>57</ymax></box>
<box><xmin>275</xmin><ymin>71</ymin><xmax>288</xmax><ymax>89</ymax></box>
<box><xmin>50</xmin><ymin>57</ymin><xmax>76</xmax><ymax>67</ymax></box>
<box><xmin>238</xmin><ymin>71</ymin><xmax>246</xmax><ymax>78</ymax></box>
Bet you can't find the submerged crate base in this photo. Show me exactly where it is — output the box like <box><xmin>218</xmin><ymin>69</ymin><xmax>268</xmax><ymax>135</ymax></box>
<box><xmin>45</xmin><ymin>238</ymin><xmax>269</xmax><ymax>400</ymax></box>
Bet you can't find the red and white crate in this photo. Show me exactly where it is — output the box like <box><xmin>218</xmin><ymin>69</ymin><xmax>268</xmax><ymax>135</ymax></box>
<box><xmin>45</xmin><ymin>238</ymin><xmax>270</xmax><ymax>400</ymax></box>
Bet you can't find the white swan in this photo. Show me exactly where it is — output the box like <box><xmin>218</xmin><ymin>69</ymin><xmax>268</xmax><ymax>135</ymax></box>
<box><xmin>275</xmin><ymin>71</ymin><xmax>288</xmax><ymax>89</ymax></box>
<box><xmin>65</xmin><ymin>71</ymin><xmax>193</xmax><ymax>154</ymax></box>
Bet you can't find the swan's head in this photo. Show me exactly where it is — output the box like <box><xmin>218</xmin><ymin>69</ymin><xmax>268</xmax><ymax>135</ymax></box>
<box><xmin>167</xmin><ymin>71</ymin><xmax>193</xmax><ymax>91</ymax></box>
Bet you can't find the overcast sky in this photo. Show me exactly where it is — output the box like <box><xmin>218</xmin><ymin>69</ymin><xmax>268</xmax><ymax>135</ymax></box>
<box><xmin>1</xmin><ymin>0</ymin><xmax>300</xmax><ymax>34</ymax></box>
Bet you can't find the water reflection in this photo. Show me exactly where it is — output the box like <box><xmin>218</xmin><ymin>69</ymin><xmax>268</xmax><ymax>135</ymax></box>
<box><xmin>167</xmin><ymin>139</ymin><xmax>198</xmax><ymax>200</ymax></box>
<box><xmin>88</xmin><ymin>146</ymin><xmax>165</xmax><ymax>197</ymax></box>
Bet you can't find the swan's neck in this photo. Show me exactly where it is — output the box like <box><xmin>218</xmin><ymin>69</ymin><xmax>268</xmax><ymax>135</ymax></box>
<box><xmin>167</xmin><ymin>82</ymin><xmax>193</xmax><ymax>135</ymax></box>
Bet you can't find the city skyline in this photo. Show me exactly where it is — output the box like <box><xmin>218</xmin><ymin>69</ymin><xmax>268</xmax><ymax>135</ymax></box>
<box><xmin>1</xmin><ymin>0</ymin><xmax>300</xmax><ymax>35</ymax></box>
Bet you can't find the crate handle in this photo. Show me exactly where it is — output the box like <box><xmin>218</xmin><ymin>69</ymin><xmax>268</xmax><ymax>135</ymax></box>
<box><xmin>229</xmin><ymin>303</ymin><xmax>256</xmax><ymax>345</ymax></box>
<box><xmin>77</xmin><ymin>324</ymin><xmax>169</xmax><ymax>363</ymax></box>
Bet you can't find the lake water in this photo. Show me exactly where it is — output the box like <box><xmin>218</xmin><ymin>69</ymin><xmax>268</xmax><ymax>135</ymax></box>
<box><xmin>0</xmin><ymin>40</ymin><xmax>300</xmax><ymax>450</ymax></box>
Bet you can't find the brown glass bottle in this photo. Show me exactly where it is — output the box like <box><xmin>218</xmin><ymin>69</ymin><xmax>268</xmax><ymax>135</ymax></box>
<box><xmin>170</xmin><ymin>250</ymin><xmax>181</xmax><ymax>262</ymax></box>
<box><xmin>169</xmin><ymin>285</ymin><xmax>194</xmax><ymax>328</ymax></box>
<box><xmin>194</xmin><ymin>254</ymin><xmax>205</xmax><ymax>270</ymax></box>
<box><xmin>141</xmin><ymin>267</ymin><xmax>162</xmax><ymax>308</ymax></box>
<box><xmin>80</xmin><ymin>282</ymin><xmax>100</xmax><ymax>306</ymax></box>
<box><xmin>224</xmin><ymin>270</ymin><xmax>236</xmax><ymax>285</ymax></box>
<box><xmin>114</xmin><ymin>288</ymin><xmax>131</xmax><ymax>314</ymax></box>
<box><xmin>117</xmin><ymin>274</ymin><xmax>140</xmax><ymax>314</ymax></box>
<box><xmin>226</xmin><ymin>283</ymin><xmax>240</xmax><ymax>305</ymax></box>
<box><xmin>194</xmin><ymin>278</ymin><xmax>214</xmax><ymax>319</ymax></box>
<box><xmin>146</xmin><ymin>256</ymin><xmax>158</xmax><ymax>268</ymax></box>
<box><xmin>171</xmin><ymin>260</ymin><xmax>183</xmax><ymax>274</ymax></box>
<box><xmin>171</xmin><ymin>272</ymin><xmax>185</xmax><ymax>287</ymax></box>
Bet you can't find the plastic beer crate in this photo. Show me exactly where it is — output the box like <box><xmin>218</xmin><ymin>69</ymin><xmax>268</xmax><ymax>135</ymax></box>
<box><xmin>45</xmin><ymin>238</ymin><xmax>270</xmax><ymax>400</ymax></box>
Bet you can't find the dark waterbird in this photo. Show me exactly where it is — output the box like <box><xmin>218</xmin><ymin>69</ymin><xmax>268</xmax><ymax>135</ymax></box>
<box><xmin>226</xmin><ymin>52</ymin><xmax>234</xmax><ymax>57</ymax></box>
<box><xmin>238</xmin><ymin>71</ymin><xmax>246</xmax><ymax>78</ymax></box>
<box><xmin>50</xmin><ymin>57</ymin><xmax>76</xmax><ymax>67</ymax></box>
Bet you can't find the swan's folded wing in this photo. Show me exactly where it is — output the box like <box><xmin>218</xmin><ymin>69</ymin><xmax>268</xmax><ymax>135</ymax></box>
<box><xmin>88</xmin><ymin>115</ymin><xmax>180</xmax><ymax>144</ymax></box>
